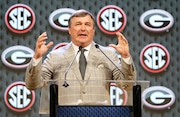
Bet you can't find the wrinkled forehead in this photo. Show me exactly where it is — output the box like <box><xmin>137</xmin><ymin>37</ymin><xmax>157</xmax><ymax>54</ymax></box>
<box><xmin>71</xmin><ymin>15</ymin><xmax>94</xmax><ymax>23</ymax></box>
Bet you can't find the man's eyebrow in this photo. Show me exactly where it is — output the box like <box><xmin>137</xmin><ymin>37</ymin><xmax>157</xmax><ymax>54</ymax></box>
<box><xmin>75</xmin><ymin>21</ymin><xmax>92</xmax><ymax>24</ymax></box>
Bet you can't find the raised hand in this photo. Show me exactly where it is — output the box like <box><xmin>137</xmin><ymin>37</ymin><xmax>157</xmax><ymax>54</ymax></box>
<box><xmin>109</xmin><ymin>32</ymin><xmax>130</xmax><ymax>58</ymax></box>
<box><xmin>34</xmin><ymin>32</ymin><xmax>54</xmax><ymax>59</ymax></box>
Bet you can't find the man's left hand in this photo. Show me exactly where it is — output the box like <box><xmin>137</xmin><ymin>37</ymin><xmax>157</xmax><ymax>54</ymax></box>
<box><xmin>109</xmin><ymin>32</ymin><xmax>130</xmax><ymax>58</ymax></box>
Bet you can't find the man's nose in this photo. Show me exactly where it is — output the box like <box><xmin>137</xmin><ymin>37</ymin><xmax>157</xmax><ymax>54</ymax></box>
<box><xmin>80</xmin><ymin>24</ymin><xmax>86</xmax><ymax>30</ymax></box>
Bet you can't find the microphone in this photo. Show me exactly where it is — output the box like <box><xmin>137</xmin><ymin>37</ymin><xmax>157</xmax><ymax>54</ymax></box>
<box><xmin>95</xmin><ymin>44</ymin><xmax>125</xmax><ymax>80</ymax></box>
<box><xmin>63</xmin><ymin>46</ymin><xmax>82</xmax><ymax>87</ymax></box>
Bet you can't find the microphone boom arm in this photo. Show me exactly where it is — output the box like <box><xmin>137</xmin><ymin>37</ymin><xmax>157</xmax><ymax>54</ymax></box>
<box><xmin>95</xmin><ymin>44</ymin><xmax>125</xmax><ymax>80</ymax></box>
<box><xmin>63</xmin><ymin>46</ymin><xmax>82</xmax><ymax>87</ymax></box>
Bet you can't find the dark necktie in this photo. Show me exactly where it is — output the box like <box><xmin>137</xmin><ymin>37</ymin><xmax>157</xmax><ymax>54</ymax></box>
<box><xmin>79</xmin><ymin>49</ymin><xmax>87</xmax><ymax>80</ymax></box>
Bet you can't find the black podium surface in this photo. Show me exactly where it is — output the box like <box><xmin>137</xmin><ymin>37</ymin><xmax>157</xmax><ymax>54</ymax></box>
<box><xmin>57</xmin><ymin>105</ymin><xmax>133</xmax><ymax>117</ymax></box>
<box><xmin>39</xmin><ymin>80</ymin><xmax>150</xmax><ymax>117</ymax></box>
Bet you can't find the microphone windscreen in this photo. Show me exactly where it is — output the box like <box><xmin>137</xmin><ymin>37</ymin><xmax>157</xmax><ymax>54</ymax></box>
<box><xmin>95</xmin><ymin>44</ymin><xmax>99</xmax><ymax>48</ymax></box>
<box><xmin>133</xmin><ymin>85</ymin><xmax>141</xmax><ymax>117</ymax></box>
<box><xmin>79</xmin><ymin>46</ymin><xmax>83</xmax><ymax>50</ymax></box>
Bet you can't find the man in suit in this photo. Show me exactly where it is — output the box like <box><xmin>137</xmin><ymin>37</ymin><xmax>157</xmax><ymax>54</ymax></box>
<box><xmin>25</xmin><ymin>9</ymin><xmax>136</xmax><ymax>105</ymax></box>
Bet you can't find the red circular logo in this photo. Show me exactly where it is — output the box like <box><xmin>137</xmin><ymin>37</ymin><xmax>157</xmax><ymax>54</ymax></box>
<box><xmin>4</xmin><ymin>82</ymin><xmax>35</xmax><ymax>112</ymax></box>
<box><xmin>140</xmin><ymin>43</ymin><xmax>170</xmax><ymax>73</ymax></box>
<box><xmin>97</xmin><ymin>5</ymin><xmax>127</xmax><ymax>35</ymax></box>
<box><xmin>5</xmin><ymin>4</ymin><xmax>35</xmax><ymax>33</ymax></box>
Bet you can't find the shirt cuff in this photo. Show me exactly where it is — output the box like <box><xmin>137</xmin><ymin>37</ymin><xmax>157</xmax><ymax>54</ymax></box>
<box><xmin>32</xmin><ymin>57</ymin><xmax>42</xmax><ymax>66</ymax></box>
<box><xmin>122</xmin><ymin>56</ymin><xmax>132</xmax><ymax>64</ymax></box>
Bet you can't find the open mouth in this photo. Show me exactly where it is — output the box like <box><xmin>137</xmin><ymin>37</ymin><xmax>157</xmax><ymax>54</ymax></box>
<box><xmin>78</xmin><ymin>34</ymin><xmax>87</xmax><ymax>37</ymax></box>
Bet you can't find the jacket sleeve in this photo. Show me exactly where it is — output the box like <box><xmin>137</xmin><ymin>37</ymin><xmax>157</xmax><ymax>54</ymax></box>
<box><xmin>25</xmin><ymin>55</ymin><xmax>53</xmax><ymax>90</ymax></box>
<box><xmin>120</xmin><ymin>56</ymin><xmax>136</xmax><ymax>80</ymax></box>
<box><xmin>25</xmin><ymin>58</ymin><xmax>44</xmax><ymax>90</ymax></box>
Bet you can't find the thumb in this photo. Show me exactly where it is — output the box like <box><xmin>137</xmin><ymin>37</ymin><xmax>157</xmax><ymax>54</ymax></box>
<box><xmin>109</xmin><ymin>44</ymin><xmax>117</xmax><ymax>49</ymax></box>
<box><xmin>46</xmin><ymin>41</ymin><xmax>54</xmax><ymax>49</ymax></box>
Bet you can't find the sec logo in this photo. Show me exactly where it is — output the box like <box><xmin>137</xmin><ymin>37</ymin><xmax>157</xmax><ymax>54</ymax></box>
<box><xmin>4</xmin><ymin>82</ymin><xmax>35</xmax><ymax>112</ymax></box>
<box><xmin>142</xmin><ymin>86</ymin><xmax>175</xmax><ymax>109</ymax></box>
<box><xmin>1</xmin><ymin>45</ymin><xmax>34</xmax><ymax>69</ymax></box>
<box><xmin>49</xmin><ymin>8</ymin><xmax>76</xmax><ymax>31</ymax></box>
<box><xmin>5</xmin><ymin>4</ymin><xmax>35</xmax><ymax>33</ymax></box>
<box><xmin>139</xmin><ymin>9</ymin><xmax>174</xmax><ymax>32</ymax></box>
<box><xmin>110</xmin><ymin>83</ymin><xmax>128</xmax><ymax>105</ymax></box>
<box><xmin>97</xmin><ymin>5</ymin><xmax>127</xmax><ymax>35</ymax></box>
<box><xmin>140</xmin><ymin>43</ymin><xmax>170</xmax><ymax>73</ymax></box>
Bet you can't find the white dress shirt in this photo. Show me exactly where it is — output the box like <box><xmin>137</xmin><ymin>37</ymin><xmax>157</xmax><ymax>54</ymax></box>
<box><xmin>71</xmin><ymin>42</ymin><xmax>91</xmax><ymax>62</ymax></box>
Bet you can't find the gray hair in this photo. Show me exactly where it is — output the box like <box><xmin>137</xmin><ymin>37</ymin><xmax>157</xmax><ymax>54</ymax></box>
<box><xmin>68</xmin><ymin>9</ymin><xmax>95</xmax><ymax>28</ymax></box>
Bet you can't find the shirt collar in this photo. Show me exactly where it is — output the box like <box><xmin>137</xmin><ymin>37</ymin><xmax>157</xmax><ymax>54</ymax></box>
<box><xmin>71</xmin><ymin>42</ymin><xmax>91</xmax><ymax>52</ymax></box>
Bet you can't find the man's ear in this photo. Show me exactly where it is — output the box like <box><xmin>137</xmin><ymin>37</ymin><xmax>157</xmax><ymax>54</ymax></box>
<box><xmin>68</xmin><ymin>28</ymin><xmax>71</xmax><ymax>35</ymax></box>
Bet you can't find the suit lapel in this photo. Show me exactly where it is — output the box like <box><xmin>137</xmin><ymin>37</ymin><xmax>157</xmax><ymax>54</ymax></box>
<box><xmin>63</xmin><ymin>43</ymin><xmax>101</xmax><ymax>83</ymax></box>
<box><xmin>63</xmin><ymin>44</ymin><xmax>82</xmax><ymax>81</ymax></box>
<box><xmin>84</xmin><ymin>43</ymin><xmax>100</xmax><ymax>81</ymax></box>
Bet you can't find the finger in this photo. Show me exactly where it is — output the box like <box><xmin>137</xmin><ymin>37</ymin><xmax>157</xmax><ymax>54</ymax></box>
<box><xmin>41</xmin><ymin>32</ymin><xmax>47</xmax><ymax>36</ymax></box>
<box><xmin>38</xmin><ymin>32</ymin><xmax>48</xmax><ymax>42</ymax></box>
<box><xmin>36</xmin><ymin>36</ymin><xmax>47</xmax><ymax>47</ymax></box>
<box><xmin>46</xmin><ymin>41</ymin><xmax>54</xmax><ymax>49</ymax></box>
<box><xmin>38</xmin><ymin>32</ymin><xmax>47</xmax><ymax>39</ymax></box>
<box><xmin>116</xmin><ymin>32</ymin><xmax>126</xmax><ymax>41</ymax></box>
<box><xmin>38</xmin><ymin>36</ymin><xmax>48</xmax><ymax>43</ymax></box>
<box><xmin>116</xmin><ymin>32</ymin><xmax>128</xmax><ymax>45</ymax></box>
<box><xmin>36</xmin><ymin>41</ymin><xmax>45</xmax><ymax>48</ymax></box>
<box><xmin>116</xmin><ymin>32</ymin><xmax>122</xmax><ymax>39</ymax></box>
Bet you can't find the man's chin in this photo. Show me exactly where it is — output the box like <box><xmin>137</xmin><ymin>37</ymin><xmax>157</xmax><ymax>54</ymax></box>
<box><xmin>78</xmin><ymin>41</ymin><xmax>90</xmax><ymax>47</ymax></box>
<box><xmin>78</xmin><ymin>36</ymin><xmax>87</xmax><ymax>40</ymax></box>
<box><xmin>78</xmin><ymin>38</ymin><xmax>88</xmax><ymax>42</ymax></box>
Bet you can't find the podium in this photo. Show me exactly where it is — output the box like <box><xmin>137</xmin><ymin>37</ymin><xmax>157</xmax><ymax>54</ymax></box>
<box><xmin>39</xmin><ymin>80</ymin><xmax>149</xmax><ymax>117</ymax></box>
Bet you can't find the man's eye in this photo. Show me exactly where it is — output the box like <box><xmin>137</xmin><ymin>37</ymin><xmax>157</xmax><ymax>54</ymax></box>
<box><xmin>76</xmin><ymin>23</ymin><xmax>81</xmax><ymax>26</ymax></box>
<box><xmin>86</xmin><ymin>23</ymin><xmax>92</xmax><ymax>26</ymax></box>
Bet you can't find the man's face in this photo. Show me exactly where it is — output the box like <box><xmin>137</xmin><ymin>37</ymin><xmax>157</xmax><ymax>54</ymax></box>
<box><xmin>68</xmin><ymin>15</ymin><xmax>95</xmax><ymax>47</ymax></box>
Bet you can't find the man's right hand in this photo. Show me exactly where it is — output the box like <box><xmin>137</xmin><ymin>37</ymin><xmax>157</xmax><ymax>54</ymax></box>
<box><xmin>33</xmin><ymin>32</ymin><xmax>54</xmax><ymax>59</ymax></box>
